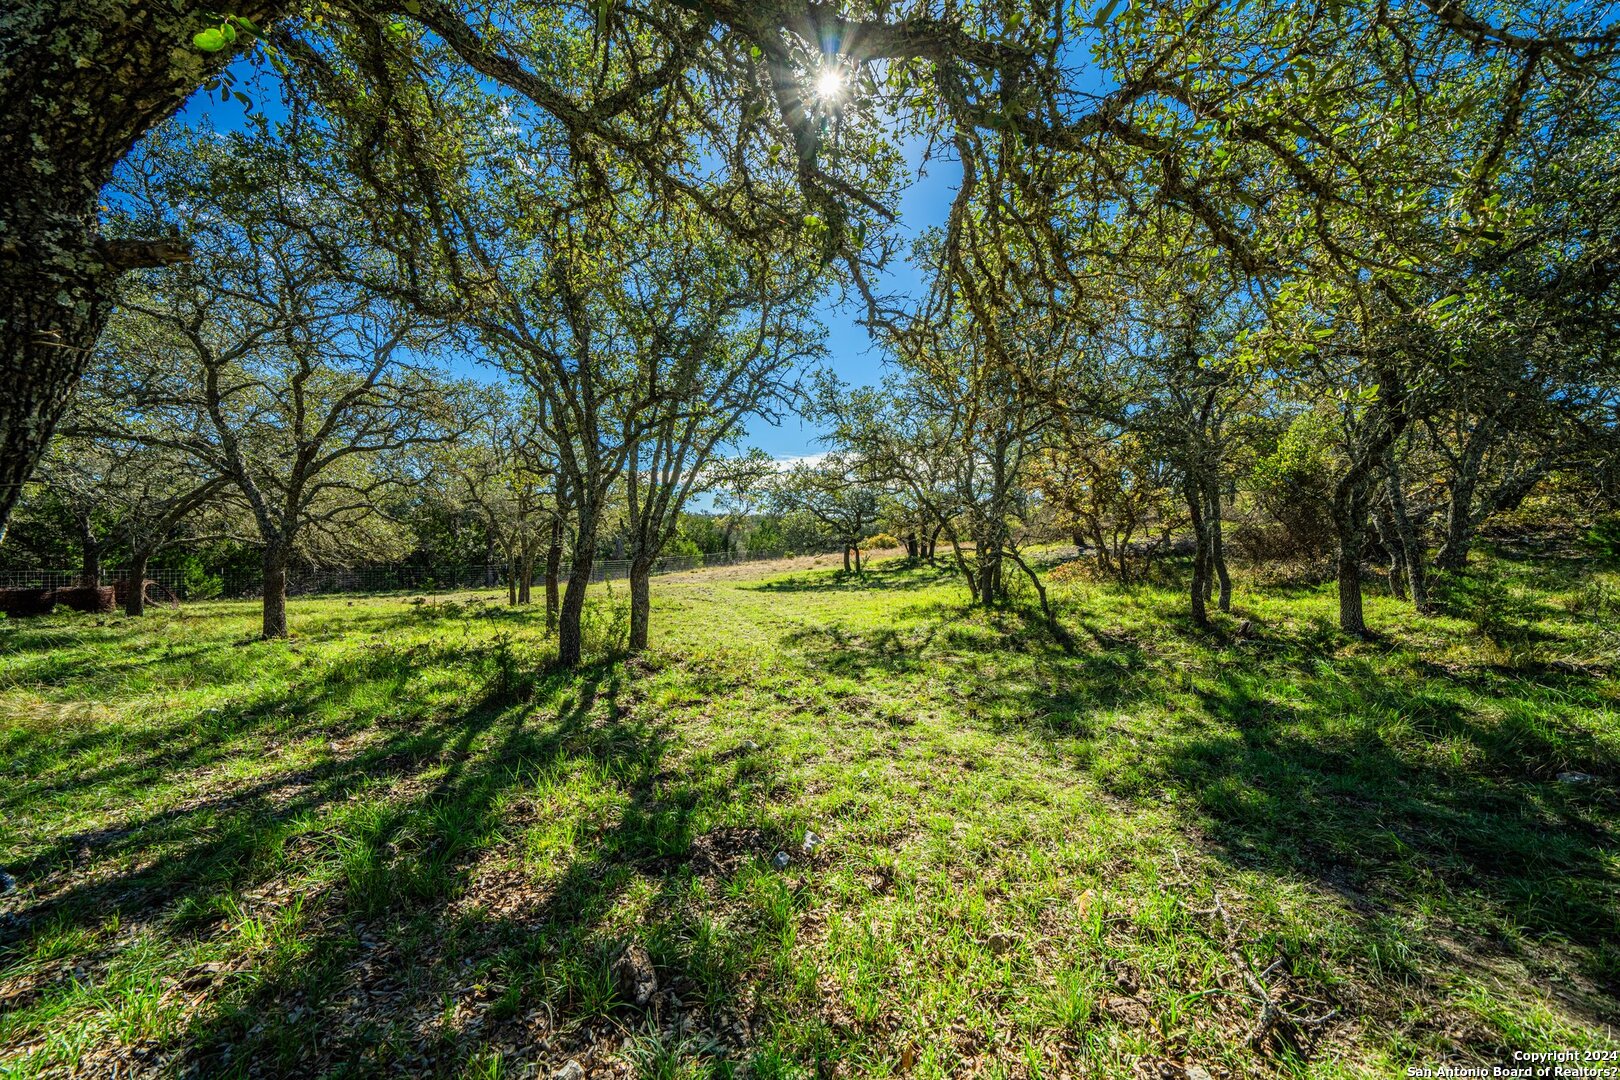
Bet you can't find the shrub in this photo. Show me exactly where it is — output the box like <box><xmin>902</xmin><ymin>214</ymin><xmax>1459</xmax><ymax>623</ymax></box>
<box><xmin>1239</xmin><ymin>412</ymin><xmax>1338</xmax><ymax>563</ymax></box>
<box><xmin>581</xmin><ymin>594</ymin><xmax>629</xmax><ymax>657</ymax></box>
<box><xmin>861</xmin><ymin>532</ymin><xmax>902</xmax><ymax>551</ymax></box>
<box><xmin>1583</xmin><ymin>513</ymin><xmax>1620</xmax><ymax>558</ymax></box>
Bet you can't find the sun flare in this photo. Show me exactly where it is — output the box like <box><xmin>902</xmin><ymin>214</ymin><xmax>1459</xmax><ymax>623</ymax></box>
<box><xmin>814</xmin><ymin>67</ymin><xmax>844</xmax><ymax>102</ymax></box>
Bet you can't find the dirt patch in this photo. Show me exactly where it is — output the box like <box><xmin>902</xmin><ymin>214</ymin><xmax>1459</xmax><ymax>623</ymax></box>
<box><xmin>686</xmin><ymin>826</ymin><xmax>772</xmax><ymax>878</ymax></box>
<box><xmin>657</xmin><ymin>550</ymin><xmax>906</xmax><ymax>584</ymax></box>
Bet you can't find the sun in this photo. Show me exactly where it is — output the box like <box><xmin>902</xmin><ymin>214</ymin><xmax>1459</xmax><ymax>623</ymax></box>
<box><xmin>814</xmin><ymin>67</ymin><xmax>844</xmax><ymax>103</ymax></box>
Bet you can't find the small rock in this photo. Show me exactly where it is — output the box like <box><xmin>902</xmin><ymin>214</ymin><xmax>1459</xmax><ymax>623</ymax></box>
<box><xmin>1558</xmin><ymin>772</ymin><xmax>1598</xmax><ymax>784</ymax></box>
<box><xmin>1236</xmin><ymin>618</ymin><xmax>1254</xmax><ymax>639</ymax></box>
<box><xmin>771</xmin><ymin>851</ymin><xmax>791</xmax><ymax>870</ymax></box>
<box><xmin>800</xmin><ymin>830</ymin><xmax>822</xmax><ymax>855</ymax></box>
<box><xmin>985</xmin><ymin>931</ymin><xmax>1018</xmax><ymax>956</ymax></box>
<box><xmin>553</xmin><ymin>1062</ymin><xmax>585</xmax><ymax>1080</ymax></box>
<box><xmin>1184</xmin><ymin>1066</ymin><xmax>1214</xmax><ymax>1080</ymax></box>
<box><xmin>0</xmin><ymin>871</ymin><xmax>15</xmax><ymax>894</ymax></box>
<box><xmin>614</xmin><ymin>943</ymin><xmax>657</xmax><ymax>1007</ymax></box>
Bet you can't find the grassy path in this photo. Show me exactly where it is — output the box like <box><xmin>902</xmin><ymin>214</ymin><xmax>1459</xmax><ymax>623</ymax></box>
<box><xmin>2</xmin><ymin>555</ymin><xmax>1617</xmax><ymax>1077</ymax></box>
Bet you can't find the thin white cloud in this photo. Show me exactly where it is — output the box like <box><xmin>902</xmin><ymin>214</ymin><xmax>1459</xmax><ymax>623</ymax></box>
<box><xmin>770</xmin><ymin>452</ymin><xmax>827</xmax><ymax>471</ymax></box>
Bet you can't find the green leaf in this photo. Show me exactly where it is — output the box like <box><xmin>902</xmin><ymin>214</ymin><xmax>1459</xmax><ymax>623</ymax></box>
<box><xmin>1091</xmin><ymin>0</ymin><xmax>1124</xmax><ymax>27</ymax></box>
<box><xmin>193</xmin><ymin>27</ymin><xmax>228</xmax><ymax>51</ymax></box>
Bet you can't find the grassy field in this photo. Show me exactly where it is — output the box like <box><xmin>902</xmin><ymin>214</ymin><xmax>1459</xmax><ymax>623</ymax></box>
<box><xmin>1</xmin><ymin>548</ymin><xmax>1617</xmax><ymax>1078</ymax></box>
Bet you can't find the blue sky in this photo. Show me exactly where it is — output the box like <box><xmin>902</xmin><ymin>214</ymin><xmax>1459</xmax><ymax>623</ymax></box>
<box><xmin>762</xmin><ymin>140</ymin><xmax>957</xmax><ymax>459</ymax></box>
<box><xmin>174</xmin><ymin>61</ymin><xmax>958</xmax><ymax>463</ymax></box>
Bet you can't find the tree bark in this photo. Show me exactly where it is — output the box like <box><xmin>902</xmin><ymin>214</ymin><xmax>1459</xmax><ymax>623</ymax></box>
<box><xmin>1336</xmin><ymin>538</ymin><xmax>1368</xmax><ymax>637</ymax></box>
<box><xmin>125</xmin><ymin>547</ymin><xmax>152</xmax><ymax>616</ymax></box>
<box><xmin>1374</xmin><ymin>509</ymin><xmax>1409</xmax><ymax>600</ymax></box>
<box><xmin>627</xmin><ymin>559</ymin><xmax>653</xmax><ymax>652</ymax></box>
<box><xmin>1184</xmin><ymin>480</ymin><xmax>1210</xmax><ymax>627</ymax></box>
<box><xmin>556</xmin><ymin>510</ymin><xmax>600</xmax><ymax>667</ymax></box>
<box><xmin>544</xmin><ymin>515</ymin><xmax>563</xmax><ymax>632</ymax></box>
<box><xmin>557</xmin><ymin>553</ymin><xmax>593</xmax><ymax>667</ymax></box>
<box><xmin>77</xmin><ymin>513</ymin><xmax>104</xmax><ymax>588</ymax></box>
<box><xmin>1434</xmin><ymin>420</ymin><xmax>1491</xmax><ymax>572</ymax></box>
<box><xmin>517</xmin><ymin>537</ymin><xmax>533</xmax><ymax>604</ymax></box>
<box><xmin>262</xmin><ymin>547</ymin><xmax>289</xmax><ymax>639</ymax></box>
<box><xmin>1206</xmin><ymin>477</ymin><xmax>1232</xmax><ymax>613</ymax></box>
<box><xmin>0</xmin><ymin>2</ymin><xmax>274</xmax><ymax>543</ymax></box>
<box><xmin>1383</xmin><ymin>457</ymin><xmax>1430</xmax><ymax>613</ymax></box>
<box><xmin>1331</xmin><ymin>477</ymin><xmax>1374</xmax><ymax>637</ymax></box>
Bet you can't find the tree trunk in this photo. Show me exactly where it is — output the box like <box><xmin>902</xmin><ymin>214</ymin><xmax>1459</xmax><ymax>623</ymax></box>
<box><xmin>1374</xmin><ymin>509</ymin><xmax>1409</xmax><ymax>600</ymax></box>
<box><xmin>854</xmin><ymin>546</ymin><xmax>862</xmax><ymax>574</ymax></box>
<box><xmin>926</xmin><ymin>521</ymin><xmax>942</xmax><ymax>565</ymax></box>
<box><xmin>1434</xmin><ymin>419</ymin><xmax>1493</xmax><ymax>572</ymax></box>
<box><xmin>1331</xmin><ymin>482</ymin><xmax>1373</xmax><ymax>637</ymax></box>
<box><xmin>262</xmin><ymin>548</ymin><xmax>289</xmax><ymax>639</ymax></box>
<box><xmin>544</xmin><ymin>516</ymin><xmax>563</xmax><ymax>632</ymax></box>
<box><xmin>77</xmin><ymin>514</ymin><xmax>103</xmax><ymax>588</ymax></box>
<box><xmin>1006</xmin><ymin>547</ymin><xmax>1076</xmax><ymax>654</ymax></box>
<box><xmin>1383</xmin><ymin>459</ymin><xmax>1430</xmax><ymax>613</ymax></box>
<box><xmin>843</xmin><ymin>546</ymin><xmax>851</xmax><ymax>573</ymax></box>
<box><xmin>1336</xmin><ymin>540</ymin><xmax>1368</xmax><ymax>637</ymax></box>
<box><xmin>1089</xmin><ymin>519</ymin><xmax>1115</xmax><ymax>581</ymax></box>
<box><xmin>1184</xmin><ymin>481</ymin><xmax>1209</xmax><ymax>627</ymax></box>
<box><xmin>557</xmin><ymin>556</ymin><xmax>593</xmax><ymax>667</ymax></box>
<box><xmin>627</xmin><ymin>559</ymin><xmax>652</xmax><ymax>653</ymax></box>
<box><xmin>517</xmin><ymin>537</ymin><xmax>533</xmax><ymax>604</ymax></box>
<box><xmin>125</xmin><ymin>547</ymin><xmax>152</xmax><ymax>616</ymax></box>
<box><xmin>557</xmin><ymin>513</ymin><xmax>599</xmax><ymax>667</ymax></box>
<box><xmin>943</xmin><ymin>527</ymin><xmax>977</xmax><ymax>602</ymax></box>
<box><xmin>976</xmin><ymin>544</ymin><xmax>1001</xmax><ymax>606</ymax></box>
<box><xmin>1435</xmin><ymin>504</ymin><xmax>1474</xmax><ymax>572</ymax></box>
<box><xmin>0</xmin><ymin>2</ymin><xmax>275</xmax><ymax>543</ymax></box>
<box><xmin>1206</xmin><ymin>478</ymin><xmax>1232</xmax><ymax>613</ymax></box>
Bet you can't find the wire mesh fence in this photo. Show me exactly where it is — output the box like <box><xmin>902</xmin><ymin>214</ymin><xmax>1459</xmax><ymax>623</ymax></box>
<box><xmin>0</xmin><ymin>567</ymin><xmax>190</xmax><ymax>593</ymax></box>
<box><xmin>2</xmin><ymin>549</ymin><xmax>807</xmax><ymax>602</ymax></box>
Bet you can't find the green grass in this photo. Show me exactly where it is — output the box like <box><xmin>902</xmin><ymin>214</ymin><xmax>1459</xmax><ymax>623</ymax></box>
<box><xmin>1</xmin><ymin>551</ymin><xmax>1617</xmax><ymax>1077</ymax></box>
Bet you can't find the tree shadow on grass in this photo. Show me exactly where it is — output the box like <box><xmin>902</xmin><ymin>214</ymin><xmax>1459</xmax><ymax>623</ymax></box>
<box><xmin>160</xmin><ymin>671</ymin><xmax>806</xmax><ymax>1078</ymax></box>
<box><xmin>2</xmin><ymin>650</ymin><xmax>809</xmax><ymax>1077</ymax></box>
<box><xmin>0</xmin><ymin>633</ymin><xmax>550</xmax><ymax>828</ymax></box>
<box><xmin>1153</xmin><ymin>656</ymin><xmax>1620</xmax><ymax>1005</ymax></box>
